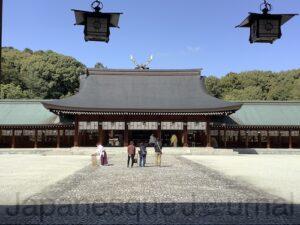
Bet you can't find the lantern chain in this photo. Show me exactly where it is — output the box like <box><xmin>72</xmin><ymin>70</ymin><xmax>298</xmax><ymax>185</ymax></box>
<box><xmin>260</xmin><ymin>0</ymin><xmax>272</xmax><ymax>14</ymax></box>
<box><xmin>91</xmin><ymin>0</ymin><xmax>103</xmax><ymax>13</ymax></box>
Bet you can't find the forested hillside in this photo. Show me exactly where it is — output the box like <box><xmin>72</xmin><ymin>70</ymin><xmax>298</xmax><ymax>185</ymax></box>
<box><xmin>205</xmin><ymin>70</ymin><xmax>300</xmax><ymax>101</ymax></box>
<box><xmin>1</xmin><ymin>47</ymin><xmax>299</xmax><ymax>100</ymax></box>
<box><xmin>0</xmin><ymin>47</ymin><xmax>85</xmax><ymax>99</ymax></box>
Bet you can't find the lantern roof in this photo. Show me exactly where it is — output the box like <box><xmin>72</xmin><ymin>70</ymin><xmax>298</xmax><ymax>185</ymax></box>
<box><xmin>72</xmin><ymin>9</ymin><xmax>122</xmax><ymax>28</ymax></box>
<box><xmin>236</xmin><ymin>13</ymin><xmax>298</xmax><ymax>28</ymax></box>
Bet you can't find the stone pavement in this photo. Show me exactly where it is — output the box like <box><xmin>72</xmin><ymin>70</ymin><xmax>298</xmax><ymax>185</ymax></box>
<box><xmin>0</xmin><ymin>154</ymin><xmax>299</xmax><ymax>225</ymax></box>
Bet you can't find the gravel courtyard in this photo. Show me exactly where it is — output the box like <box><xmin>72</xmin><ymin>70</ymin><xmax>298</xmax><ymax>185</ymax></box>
<box><xmin>0</xmin><ymin>154</ymin><xmax>91</xmax><ymax>205</ymax></box>
<box><xmin>183</xmin><ymin>155</ymin><xmax>300</xmax><ymax>204</ymax></box>
<box><xmin>0</xmin><ymin>153</ymin><xmax>299</xmax><ymax>224</ymax></box>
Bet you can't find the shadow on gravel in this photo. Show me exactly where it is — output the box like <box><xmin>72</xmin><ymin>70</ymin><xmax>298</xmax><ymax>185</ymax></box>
<box><xmin>0</xmin><ymin>202</ymin><xmax>299</xmax><ymax>225</ymax></box>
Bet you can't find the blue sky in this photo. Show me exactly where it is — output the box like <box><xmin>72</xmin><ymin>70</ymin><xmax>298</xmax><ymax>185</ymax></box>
<box><xmin>3</xmin><ymin>0</ymin><xmax>300</xmax><ymax>76</ymax></box>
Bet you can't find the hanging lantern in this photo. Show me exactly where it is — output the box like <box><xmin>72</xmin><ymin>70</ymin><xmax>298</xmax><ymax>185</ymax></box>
<box><xmin>72</xmin><ymin>0</ymin><xmax>122</xmax><ymax>43</ymax></box>
<box><xmin>236</xmin><ymin>0</ymin><xmax>297</xmax><ymax>44</ymax></box>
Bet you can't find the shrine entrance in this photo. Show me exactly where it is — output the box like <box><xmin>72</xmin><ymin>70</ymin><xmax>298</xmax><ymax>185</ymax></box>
<box><xmin>79</xmin><ymin>130</ymin><xmax>98</xmax><ymax>147</ymax></box>
<box><xmin>188</xmin><ymin>130</ymin><xmax>207</xmax><ymax>147</ymax></box>
<box><xmin>129</xmin><ymin>130</ymin><xmax>154</xmax><ymax>145</ymax></box>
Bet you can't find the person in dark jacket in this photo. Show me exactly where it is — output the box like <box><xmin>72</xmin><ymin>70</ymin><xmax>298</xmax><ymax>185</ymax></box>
<box><xmin>139</xmin><ymin>142</ymin><xmax>147</xmax><ymax>167</ymax></box>
<box><xmin>127</xmin><ymin>141</ymin><xmax>136</xmax><ymax>168</ymax></box>
<box><xmin>154</xmin><ymin>139</ymin><xmax>163</xmax><ymax>167</ymax></box>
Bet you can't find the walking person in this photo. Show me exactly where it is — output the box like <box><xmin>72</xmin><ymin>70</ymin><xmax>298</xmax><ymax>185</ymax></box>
<box><xmin>154</xmin><ymin>139</ymin><xmax>163</xmax><ymax>167</ymax></box>
<box><xmin>127</xmin><ymin>141</ymin><xmax>136</xmax><ymax>168</ymax></box>
<box><xmin>139</xmin><ymin>141</ymin><xmax>147</xmax><ymax>167</ymax></box>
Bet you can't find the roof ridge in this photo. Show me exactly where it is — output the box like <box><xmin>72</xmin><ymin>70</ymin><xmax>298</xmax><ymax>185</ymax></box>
<box><xmin>86</xmin><ymin>68</ymin><xmax>203</xmax><ymax>76</ymax></box>
<box><xmin>87</xmin><ymin>68</ymin><xmax>203</xmax><ymax>72</ymax></box>
<box><xmin>238</xmin><ymin>101</ymin><xmax>300</xmax><ymax>104</ymax></box>
<box><xmin>0</xmin><ymin>100</ymin><xmax>50</xmax><ymax>103</ymax></box>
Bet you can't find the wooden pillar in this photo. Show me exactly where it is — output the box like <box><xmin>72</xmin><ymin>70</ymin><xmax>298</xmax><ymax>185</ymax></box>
<box><xmin>74</xmin><ymin>116</ymin><xmax>79</xmax><ymax>147</ymax></box>
<box><xmin>237</xmin><ymin>130</ymin><xmax>241</xmax><ymax>148</ymax></box>
<box><xmin>11</xmin><ymin>129</ymin><xmax>15</xmax><ymax>148</ymax></box>
<box><xmin>267</xmin><ymin>130</ymin><xmax>271</xmax><ymax>149</ymax></box>
<box><xmin>217</xmin><ymin>129</ymin><xmax>221</xmax><ymax>147</ymax></box>
<box><xmin>224</xmin><ymin>127</ymin><xmax>227</xmax><ymax>148</ymax></box>
<box><xmin>289</xmin><ymin>130</ymin><xmax>293</xmax><ymax>149</ymax></box>
<box><xmin>278</xmin><ymin>131</ymin><xmax>282</xmax><ymax>148</ymax></box>
<box><xmin>258</xmin><ymin>131</ymin><xmax>262</xmax><ymax>148</ymax></box>
<box><xmin>299</xmin><ymin>130</ymin><xmax>300</xmax><ymax>149</ymax></box>
<box><xmin>62</xmin><ymin>129</ymin><xmax>66</xmax><ymax>147</ymax></box>
<box><xmin>245</xmin><ymin>131</ymin><xmax>249</xmax><ymax>148</ymax></box>
<box><xmin>124</xmin><ymin>122</ymin><xmax>129</xmax><ymax>147</ymax></box>
<box><xmin>98</xmin><ymin>122</ymin><xmax>104</xmax><ymax>144</ymax></box>
<box><xmin>157</xmin><ymin>122</ymin><xmax>161</xmax><ymax>139</ymax></box>
<box><xmin>206</xmin><ymin>122</ymin><xmax>211</xmax><ymax>147</ymax></box>
<box><xmin>34</xmin><ymin>129</ymin><xmax>38</xmax><ymax>148</ymax></box>
<box><xmin>56</xmin><ymin>129</ymin><xmax>60</xmax><ymax>148</ymax></box>
<box><xmin>183</xmin><ymin>123</ymin><xmax>188</xmax><ymax>147</ymax></box>
<box><xmin>0</xmin><ymin>127</ymin><xmax>2</xmax><ymax>145</ymax></box>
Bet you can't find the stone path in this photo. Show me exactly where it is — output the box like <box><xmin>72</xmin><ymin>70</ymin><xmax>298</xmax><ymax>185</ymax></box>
<box><xmin>1</xmin><ymin>154</ymin><xmax>298</xmax><ymax>225</ymax></box>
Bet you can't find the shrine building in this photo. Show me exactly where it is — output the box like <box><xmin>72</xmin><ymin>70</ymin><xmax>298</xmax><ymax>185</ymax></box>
<box><xmin>0</xmin><ymin>68</ymin><xmax>299</xmax><ymax>149</ymax></box>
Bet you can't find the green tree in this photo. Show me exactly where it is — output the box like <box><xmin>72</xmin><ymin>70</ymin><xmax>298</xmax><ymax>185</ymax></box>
<box><xmin>205</xmin><ymin>76</ymin><xmax>221</xmax><ymax>98</ymax></box>
<box><xmin>1</xmin><ymin>47</ymin><xmax>86</xmax><ymax>99</ymax></box>
<box><xmin>0</xmin><ymin>83</ymin><xmax>34</xmax><ymax>99</ymax></box>
<box><xmin>223</xmin><ymin>86</ymin><xmax>264</xmax><ymax>101</ymax></box>
<box><xmin>94</xmin><ymin>62</ymin><xmax>106</xmax><ymax>69</ymax></box>
<box><xmin>206</xmin><ymin>69</ymin><xmax>300</xmax><ymax>101</ymax></box>
<box><xmin>290</xmin><ymin>79</ymin><xmax>300</xmax><ymax>100</ymax></box>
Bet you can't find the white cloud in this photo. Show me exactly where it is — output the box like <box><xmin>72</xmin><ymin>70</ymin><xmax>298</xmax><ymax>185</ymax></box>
<box><xmin>186</xmin><ymin>46</ymin><xmax>201</xmax><ymax>53</ymax></box>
